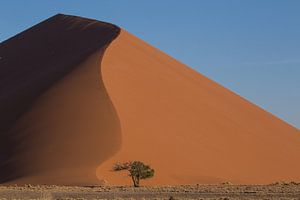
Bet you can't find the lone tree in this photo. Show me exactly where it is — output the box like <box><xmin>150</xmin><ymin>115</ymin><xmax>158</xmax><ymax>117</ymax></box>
<box><xmin>113</xmin><ymin>161</ymin><xmax>154</xmax><ymax>187</ymax></box>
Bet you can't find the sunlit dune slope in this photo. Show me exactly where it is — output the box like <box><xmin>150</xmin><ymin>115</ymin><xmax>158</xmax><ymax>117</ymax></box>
<box><xmin>98</xmin><ymin>29</ymin><xmax>300</xmax><ymax>185</ymax></box>
<box><xmin>0</xmin><ymin>14</ymin><xmax>299</xmax><ymax>185</ymax></box>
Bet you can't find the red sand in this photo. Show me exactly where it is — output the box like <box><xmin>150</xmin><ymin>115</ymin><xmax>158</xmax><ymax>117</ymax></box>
<box><xmin>0</xmin><ymin>14</ymin><xmax>299</xmax><ymax>185</ymax></box>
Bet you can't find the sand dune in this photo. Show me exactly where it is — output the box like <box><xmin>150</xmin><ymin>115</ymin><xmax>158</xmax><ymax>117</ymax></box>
<box><xmin>0</xmin><ymin>14</ymin><xmax>299</xmax><ymax>185</ymax></box>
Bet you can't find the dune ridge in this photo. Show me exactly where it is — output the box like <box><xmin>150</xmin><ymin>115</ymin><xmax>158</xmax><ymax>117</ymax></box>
<box><xmin>0</xmin><ymin>14</ymin><xmax>299</xmax><ymax>185</ymax></box>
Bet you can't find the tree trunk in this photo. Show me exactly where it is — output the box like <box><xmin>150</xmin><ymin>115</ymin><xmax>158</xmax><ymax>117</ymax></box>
<box><xmin>132</xmin><ymin>176</ymin><xmax>139</xmax><ymax>187</ymax></box>
<box><xmin>136</xmin><ymin>176</ymin><xmax>140</xmax><ymax>187</ymax></box>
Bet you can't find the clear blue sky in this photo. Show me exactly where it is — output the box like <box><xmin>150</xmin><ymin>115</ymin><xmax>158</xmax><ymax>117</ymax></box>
<box><xmin>1</xmin><ymin>0</ymin><xmax>299</xmax><ymax>129</ymax></box>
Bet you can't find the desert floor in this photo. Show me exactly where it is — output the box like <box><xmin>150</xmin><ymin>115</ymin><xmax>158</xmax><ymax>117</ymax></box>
<box><xmin>0</xmin><ymin>182</ymin><xmax>300</xmax><ymax>200</ymax></box>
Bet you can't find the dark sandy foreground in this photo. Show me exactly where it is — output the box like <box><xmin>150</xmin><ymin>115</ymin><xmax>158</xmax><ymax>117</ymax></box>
<box><xmin>0</xmin><ymin>183</ymin><xmax>300</xmax><ymax>200</ymax></box>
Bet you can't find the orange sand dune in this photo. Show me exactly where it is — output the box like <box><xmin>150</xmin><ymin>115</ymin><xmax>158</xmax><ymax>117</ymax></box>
<box><xmin>0</xmin><ymin>14</ymin><xmax>299</xmax><ymax>185</ymax></box>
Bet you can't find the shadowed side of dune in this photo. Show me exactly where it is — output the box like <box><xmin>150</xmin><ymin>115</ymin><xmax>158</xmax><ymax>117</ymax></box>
<box><xmin>0</xmin><ymin>14</ymin><xmax>121</xmax><ymax>184</ymax></box>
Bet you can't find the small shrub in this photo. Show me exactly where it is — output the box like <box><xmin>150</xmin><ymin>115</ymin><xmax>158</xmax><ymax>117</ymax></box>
<box><xmin>113</xmin><ymin>161</ymin><xmax>154</xmax><ymax>187</ymax></box>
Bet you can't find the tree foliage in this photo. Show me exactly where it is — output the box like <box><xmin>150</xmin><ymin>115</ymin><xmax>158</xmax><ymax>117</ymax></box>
<box><xmin>113</xmin><ymin>161</ymin><xmax>154</xmax><ymax>187</ymax></box>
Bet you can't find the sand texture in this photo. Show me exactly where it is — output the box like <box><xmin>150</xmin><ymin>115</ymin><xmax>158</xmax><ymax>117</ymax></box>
<box><xmin>0</xmin><ymin>183</ymin><xmax>300</xmax><ymax>199</ymax></box>
<box><xmin>0</xmin><ymin>14</ymin><xmax>299</xmax><ymax>186</ymax></box>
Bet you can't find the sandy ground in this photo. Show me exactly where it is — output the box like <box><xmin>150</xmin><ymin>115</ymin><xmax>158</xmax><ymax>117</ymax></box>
<box><xmin>0</xmin><ymin>183</ymin><xmax>300</xmax><ymax>199</ymax></box>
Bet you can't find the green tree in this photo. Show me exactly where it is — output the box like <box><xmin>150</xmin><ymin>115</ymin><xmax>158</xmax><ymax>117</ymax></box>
<box><xmin>113</xmin><ymin>161</ymin><xmax>154</xmax><ymax>187</ymax></box>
